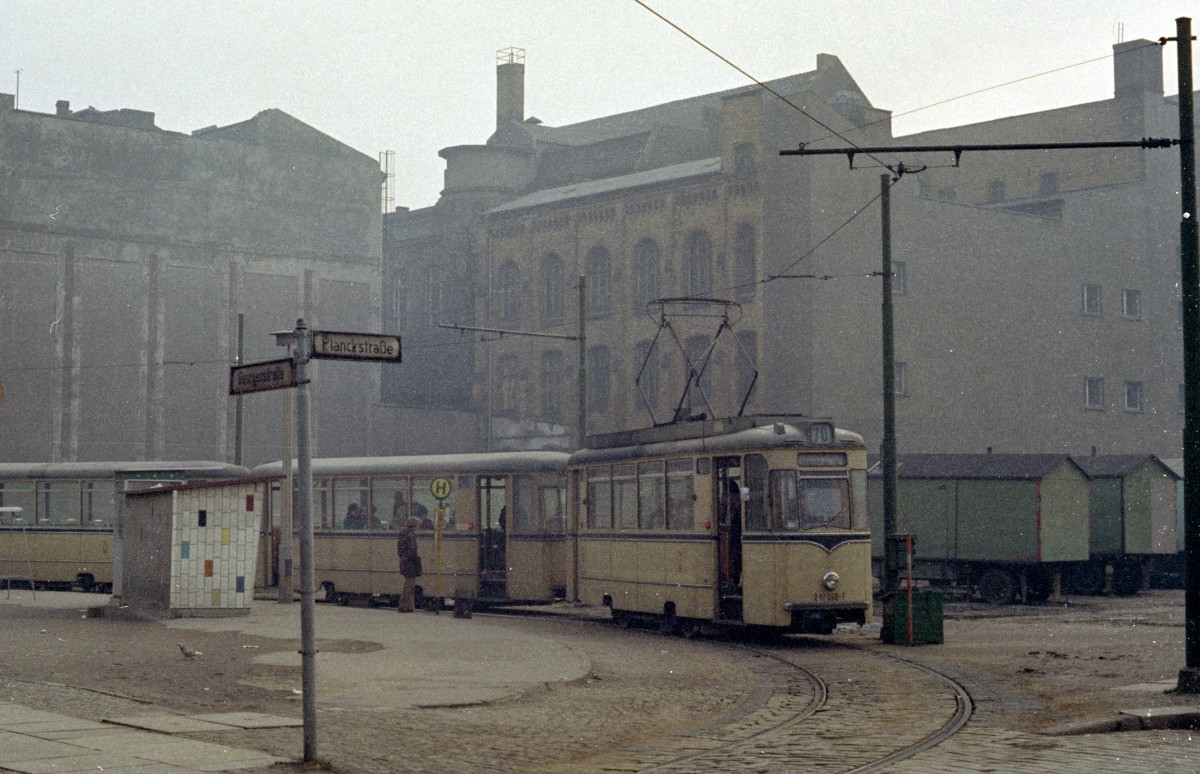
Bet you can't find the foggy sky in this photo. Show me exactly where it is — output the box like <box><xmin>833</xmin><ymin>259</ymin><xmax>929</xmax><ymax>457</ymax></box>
<box><xmin>3</xmin><ymin>1</ymin><xmax>1194</xmax><ymax>210</ymax></box>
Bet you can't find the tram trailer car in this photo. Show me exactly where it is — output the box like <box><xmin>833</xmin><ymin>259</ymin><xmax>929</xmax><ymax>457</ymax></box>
<box><xmin>252</xmin><ymin>452</ymin><xmax>569</xmax><ymax>609</ymax></box>
<box><xmin>1070</xmin><ymin>455</ymin><xmax>1179</xmax><ymax>595</ymax></box>
<box><xmin>569</xmin><ymin>416</ymin><xmax>873</xmax><ymax>635</ymax></box>
<box><xmin>867</xmin><ymin>454</ymin><xmax>1091</xmax><ymax>605</ymax></box>
<box><xmin>0</xmin><ymin>461</ymin><xmax>251</xmax><ymax>592</ymax></box>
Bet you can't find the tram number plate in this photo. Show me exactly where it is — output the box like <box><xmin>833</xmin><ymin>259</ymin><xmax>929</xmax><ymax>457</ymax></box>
<box><xmin>814</xmin><ymin>592</ymin><xmax>845</xmax><ymax>602</ymax></box>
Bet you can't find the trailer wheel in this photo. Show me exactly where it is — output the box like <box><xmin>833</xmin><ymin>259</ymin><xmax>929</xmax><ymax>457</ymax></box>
<box><xmin>76</xmin><ymin>574</ymin><xmax>96</xmax><ymax>593</ymax></box>
<box><xmin>1113</xmin><ymin>559</ymin><xmax>1143</xmax><ymax>595</ymax></box>
<box><xmin>1066</xmin><ymin>562</ymin><xmax>1105</xmax><ymax>595</ymax></box>
<box><xmin>978</xmin><ymin>568</ymin><xmax>1015</xmax><ymax>605</ymax></box>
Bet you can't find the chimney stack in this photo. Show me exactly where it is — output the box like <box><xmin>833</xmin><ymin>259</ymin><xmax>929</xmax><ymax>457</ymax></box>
<box><xmin>496</xmin><ymin>47</ymin><xmax>525</xmax><ymax>132</ymax></box>
<box><xmin>56</xmin><ymin>100</ymin><xmax>71</xmax><ymax>116</ymax></box>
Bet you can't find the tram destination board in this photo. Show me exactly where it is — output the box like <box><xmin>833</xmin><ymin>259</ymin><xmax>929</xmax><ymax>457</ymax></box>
<box><xmin>229</xmin><ymin>358</ymin><xmax>297</xmax><ymax>395</ymax></box>
<box><xmin>311</xmin><ymin>330</ymin><xmax>402</xmax><ymax>362</ymax></box>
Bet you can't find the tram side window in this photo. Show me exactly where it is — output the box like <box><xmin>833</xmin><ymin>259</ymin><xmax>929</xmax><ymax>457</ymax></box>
<box><xmin>410</xmin><ymin>478</ymin><xmax>442</xmax><ymax>530</ymax></box>
<box><xmin>0</xmin><ymin>481</ymin><xmax>33</xmax><ymax>526</ymax></box>
<box><xmin>310</xmin><ymin>479</ymin><xmax>333</xmax><ymax>529</ymax></box>
<box><xmin>665</xmin><ymin>460</ymin><xmax>694</xmax><ymax>530</ymax></box>
<box><xmin>637</xmin><ymin>461</ymin><xmax>665</xmax><ymax>529</ymax></box>
<box><xmin>586</xmin><ymin>467</ymin><xmax>612</xmax><ymax>529</ymax></box>
<box><xmin>770</xmin><ymin>472</ymin><xmax>851</xmax><ymax>530</ymax></box>
<box><xmin>334</xmin><ymin>478</ymin><xmax>371</xmax><ymax>530</ymax></box>
<box><xmin>38</xmin><ymin>481</ymin><xmax>81</xmax><ymax>527</ymax></box>
<box><xmin>850</xmin><ymin>469</ymin><xmax>868</xmax><ymax>531</ymax></box>
<box><xmin>540</xmin><ymin>485</ymin><xmax>566</xmax><ymax>532</ymax></box>
<box><xmin>513</xmin><ymin>475</ymin><xmax>536</xmax><ymax>532</ymax></box>
<box><xmin>743</xmin><ymin>455</ymin><xmax>768</xmax><ymax>531</ymax></box>
<box><xmin>613</xmin><ymin>464</ymin><xmax>637</xmax><ymax>530</ymax></box>
<box><xmin>375</xmin><ymin>477</ymin><xmax>412</xmax><ymax>530</ymax></box>
<box><xmin>83</xmin><ymin>481</ymin><xmax>116</xmax><ymax>528</ymax></box>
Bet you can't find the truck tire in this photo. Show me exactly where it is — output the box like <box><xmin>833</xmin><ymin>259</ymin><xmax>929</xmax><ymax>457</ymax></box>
<box><xmin>978</xmin><ymin>567</ymin><xmax>1016</xmax><ymax>605</ymax></box>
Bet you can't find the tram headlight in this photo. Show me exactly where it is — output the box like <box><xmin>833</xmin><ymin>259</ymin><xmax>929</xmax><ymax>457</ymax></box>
<box><xmin>822</xmin><ymin>571</ymin><xmax>839</xmax><ymax>590</ymax></box>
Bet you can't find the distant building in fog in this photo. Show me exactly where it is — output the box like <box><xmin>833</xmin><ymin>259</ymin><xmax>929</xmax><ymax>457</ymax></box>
<box><xmin>0</xmin><ymin>95</ymin><xmax>382</xmax><ymax>464</ymax></box>
<box><xmin>383</xmin><ymin>41</ymin><xmax>1192</xmax><ymax>459</ymax></box>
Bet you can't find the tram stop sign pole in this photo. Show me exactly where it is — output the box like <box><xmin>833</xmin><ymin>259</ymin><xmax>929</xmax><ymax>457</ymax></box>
<box><xmin>235</xmin><ymin>320</ymin><xmax>401</xmax><ymax>762</ymax></box>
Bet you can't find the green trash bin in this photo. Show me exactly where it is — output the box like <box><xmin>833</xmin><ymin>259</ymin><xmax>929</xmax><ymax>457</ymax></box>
<box><xmin>882</xmin><ymin>589</ymin><xmax>944</xmax><ymax>645</ymax></box>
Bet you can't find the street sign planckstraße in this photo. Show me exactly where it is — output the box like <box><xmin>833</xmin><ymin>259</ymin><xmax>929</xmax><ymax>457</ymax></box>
<box><xmin>311</xmin><ymin>330</ymin><xmax>402</xmax><ymax>362</ymax></box>
<box><xmin>229</xmin><ymin>357</ymin><xmax>297</xmax><ymax>395</ymax></box>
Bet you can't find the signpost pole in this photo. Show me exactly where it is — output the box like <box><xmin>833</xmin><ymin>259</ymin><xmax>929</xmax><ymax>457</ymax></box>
<box><xmin>293</xmin><ymin>318</ymin><xmax>317</xmax><ymax>761</ymax></box>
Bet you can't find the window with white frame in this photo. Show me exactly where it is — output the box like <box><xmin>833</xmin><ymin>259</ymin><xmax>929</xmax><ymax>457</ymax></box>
<box><xmin>1085</xmin><ymin>377</ymin><xmax>1105</xmax><ymax>409</ymax></box>
<box><xmin>1121</xmin><ymin>289</ymin><xmax>1141</xmax><ymax>319</ymax></box>
<box><xmin>1082</xmin><ymin>284</ymin><xmax>1102</xmax><ymax>316</ymax></box>
<box><xmin>1125</xmin><ymin>380</ymin><xmax>1144</xmax><ymax>412</ymax></box>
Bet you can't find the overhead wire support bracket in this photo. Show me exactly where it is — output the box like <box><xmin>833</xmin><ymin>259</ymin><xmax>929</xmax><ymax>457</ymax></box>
<box><xmin>783</xmin><ymin>137</ymin><xmax>1178</xmax><ymax>167</ymax></box>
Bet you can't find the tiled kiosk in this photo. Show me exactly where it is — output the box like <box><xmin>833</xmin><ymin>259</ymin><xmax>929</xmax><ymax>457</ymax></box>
<box><xmin>121</xmin><ymin>478</ymin><xmax>269</xmax><ymax>617</ymax></box>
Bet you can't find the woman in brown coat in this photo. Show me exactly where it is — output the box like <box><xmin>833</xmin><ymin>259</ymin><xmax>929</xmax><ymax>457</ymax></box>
<box><xmin>396</xmin><ymin>516</ymin><xmax>423</xmax><ymax>612</ymax></box>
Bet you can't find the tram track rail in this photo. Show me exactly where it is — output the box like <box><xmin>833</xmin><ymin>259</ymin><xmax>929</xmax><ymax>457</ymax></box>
<box><xmin>484</xmin><ymin>607</ymin><xmax>974</xmax><ymax>772</ymax></box>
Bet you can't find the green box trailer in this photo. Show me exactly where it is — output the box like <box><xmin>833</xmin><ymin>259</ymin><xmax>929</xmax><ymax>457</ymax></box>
<box><xmin>869</xmin><ymin>454</ymin><xmax>1091</xmax><ymax>604</ymax></box>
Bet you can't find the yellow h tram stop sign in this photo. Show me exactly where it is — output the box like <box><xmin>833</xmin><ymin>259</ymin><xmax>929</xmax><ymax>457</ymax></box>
<box><xmin>428</xmin><ymin>477</ymin><xmax>455</xmax><ymax>615</ymax></box>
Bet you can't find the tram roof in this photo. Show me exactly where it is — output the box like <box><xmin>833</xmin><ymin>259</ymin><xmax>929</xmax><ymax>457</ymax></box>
<box><xmin>571</xmin><ymin>417</ymin><xmax>864</xmax><ymax>464</ymax></box>
<box><xmin>0</xmin><ymin>460</ymin><xmax>250</xmax><ymax>480</ymax></box>
<box><xmin>252</xmin><ymin>450</ymin><xmax>571</xmax><ymax>477</ymax></box>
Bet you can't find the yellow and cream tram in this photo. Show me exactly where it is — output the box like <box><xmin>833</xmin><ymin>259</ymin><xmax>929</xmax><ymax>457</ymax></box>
<box><xmin>253</xmin><ymin>452</ymin><xmax>570</xmax><ymax>609</ymax></box>
<box><xmin>0</xmin><ymin>461</ymin><xmax>251</xmax><ymax>592</ymax></box>
<box><xmin>569</xmin><ymin>416</ymin><xmax>872</xmax><ymax>635</ymax></box>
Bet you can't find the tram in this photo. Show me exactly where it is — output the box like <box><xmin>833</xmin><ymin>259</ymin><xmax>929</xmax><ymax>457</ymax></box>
<box><xmin>0</xmin><ymin>460</ymin><xmax>251</xmax><ymax>592</ymax></box>
<box><xmin>568</xmin><ymin>416</ymin><xmax>873</xmax><ymax>635</ymax></box>
<box><xmin>252</xmin><ymin>452</ymin><xmax>570</xmax><ymax>608</ymax></box>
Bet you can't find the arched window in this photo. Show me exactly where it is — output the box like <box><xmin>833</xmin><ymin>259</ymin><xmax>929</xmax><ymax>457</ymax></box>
<box><xmin>541</xmin><ymin>253</ymin><xmax>564</xmax><ymax>321</ymax></box>
<box><xmin>685</xmin><ymin>230</ymin><xmax>712</xmax><ymax>296</ymax></box>
<box><xmin>587</xmin><ymin>245</ymin><xmax>611</xmax><ymax>315</ymax></box>
<box><xmin>588</xmin><ymin>345</ymin><xmax>610</xmax><ymax>412</ymax></box>
<box><xmin>497</xmin><ymin>260</ymin><xmax>520</xmax><ymax>322</ymax></box>
<box><xmin>733</xmin><ymin>222</ymin><xmax>757</xmax><ymax>300</ymax></box>
<box><xmin>633</xmin><ymin>238</ymin><xmax>660</xmax><ymax>307</ymax></box>
<box><xmin>498</xmin><ymin>354</ymin><xmax>521</xmax><ymax>415</ymax></box>
<box><xmin>540</xmin><ymin>349</ymin><xmax>565</xmax><ymax>419</ymax></box>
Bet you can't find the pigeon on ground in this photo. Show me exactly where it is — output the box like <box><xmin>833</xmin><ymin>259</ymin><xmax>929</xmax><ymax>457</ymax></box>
<box><xmin>178</xmin><ymin>642</ymin><xmax>202</xmax><ymax>659</ymax></box>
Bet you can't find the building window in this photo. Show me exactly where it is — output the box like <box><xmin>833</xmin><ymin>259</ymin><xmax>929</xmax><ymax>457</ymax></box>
<box><xmin>634</xmin><ymin>340</ymin><xmax>658</xmax><ymax>411</ymax></box>
<box><xmin>685</xmin><ymin>230</ymin><xmax>713</xmax><ymax>296</ymax></box>
<box><xmin>540</xmin><ymin>349</ymin><xmax>564</xmax><ymax>419</ymax></box>
<box><xmin>541</xmin><ymin>253</ymin><xmax>564</xmax><ymax>321</ymax></box>
<box><xmin>425</xmin><ymin>266</ymin><xmax>443</xmax><ymax>328</ymax></box>
<box><xmin>732</xmin><ymin>142</ymin><xmax>757</xmax><ymax>174</ymax></box>
<box><xmin>1082</xmin><ymin>284</ymin><xmax>1103</xmax><ymax>316</ymax></box>
<box><xmin>733</xmin><ymin>222</ymin><xmax>756</xmax><ymax>301</ymax></box>
<box><xmin>586</xmin><ymin>245</ymin><xmax>611</xmax><ymax>315</ymax></box>
<box><xmin>1122</xmin><ymin>289</ymin><xmax>1141</xmax><ymax>319</ymax></box>
<box><xmin>1085</xmin><ymin>377</ymin><xmax>1105</xmax><ymax>409</ymax></box>
<box><xmin>1125</xmin><ymin>381</ymin><xmax>1144</xmax><ymax>412</ymax></box>
<box><xmin>894</xmin><ymin>361</ymin><xmax>907</xmax><ymax>397</ymax></box>
<box><xmin>892</xmin><ymin>261</ymin><xmax>907</xmax><ymax>295</ymax></box>
<box><xmin>497</xmin><ymin>261</ymin><xmax>520</xmax><ymax>322</ymax></box>
<box><xmin>986</xmin><ymin>179</ymin><xmax>1006</xmax><ymax>203</ymax></box>
<box><xmin>633</xmin><ymin>238</ymin><xmax>660</xmax><ymax>307</ymax></box>
<box><xmin>498</xmin><ymin>355</ymin><xmax>521</xmax><ymax>415</ymax></box>
<box><xmin>588</xmin><ymin>345</ymin><xmax>610</xmax><ymax>413</ymax></box>
<box><xmin>1039</xmin><ymin>171</ymin><xmax>1059</xmax><ymax>196</ymax></box>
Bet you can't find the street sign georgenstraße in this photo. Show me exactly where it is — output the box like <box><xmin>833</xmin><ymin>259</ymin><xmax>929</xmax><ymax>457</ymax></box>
<box><xmin>229</xmin><ymin>357</ymin><xmax>297</xmax><ymax>395</ymax></box>
<box><xmin>310</xmin><ymin>330</ymin><xmax>402</xmax><ymax>362</ymax></box>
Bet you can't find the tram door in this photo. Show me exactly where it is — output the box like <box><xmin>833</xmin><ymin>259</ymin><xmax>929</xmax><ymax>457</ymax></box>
<box><xmin>714</xmin><ymin>457</ymin><xmax>743</xmax><ymax>621</ymax></box>
<box><xmin>478</xmin><ymin>476</ymin><xmax>507</xmax><ymax>599</ymax></box>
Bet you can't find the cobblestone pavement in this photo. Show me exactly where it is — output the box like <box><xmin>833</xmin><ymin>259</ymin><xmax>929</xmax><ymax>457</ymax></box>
<box><xmin>2</xmin><ymin>590</ymin><xmax>1198</xmax><ymax>772</ymax></box>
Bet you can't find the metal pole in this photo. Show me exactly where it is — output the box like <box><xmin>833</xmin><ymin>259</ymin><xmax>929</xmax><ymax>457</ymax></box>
<box><xmin>293</xmin><ymin>318</ymin><xmax>318</xmax><ymax>758</ymax></box>
<box><xmin>881</xmin><ymin>174</ymin><xmax>899</xmax><ymax>598</ymax></box>
<box><xmin>1176</xmin><ymin>16</ymin><xmax>1200</xmax><ymax>693</ymax></box>
<box><xmin>234</xmin><ymin>314</ymin><xmax>244</xmax><ymax>467</ymax></box>
<box><xmin>278</xmin><ymin>382</ymin><xmax>294</xmax><ymax>604</ymax></box>
<box><xmin>577</xmin><ymin>274</ymin><xmax>587</xmax><ymax>449</ymax></box>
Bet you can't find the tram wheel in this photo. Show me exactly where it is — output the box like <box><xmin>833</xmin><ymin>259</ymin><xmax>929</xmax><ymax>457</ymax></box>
<box><xmin>977</xmin><ymin>568</ymin><xmax>1016</xmax><ymax>605</ymax></box>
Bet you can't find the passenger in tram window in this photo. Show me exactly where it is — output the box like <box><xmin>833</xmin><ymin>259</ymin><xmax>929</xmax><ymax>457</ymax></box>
<box><xmin>396</xmin><ymin>516</ymin><xmax>423</xmax><ymax>613</ymax></box>
<box><xmin>343</xmin><ymin>502</ymin><xmax>367</xmax><ymax>530</ymax></box>
<box><xmin>497</xmin><ymin>505</ymin><xmax>507</xmax><ymax>531</ymax></box>
<box><xmin>367</xmin><ymin>504</ymin><xmax>383</xmax><ymax>529</ymax></box>
<box><xmin>416</xmin><ymin>501</ymin><xmax>434</xmax><ymax>530</ymax></box>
